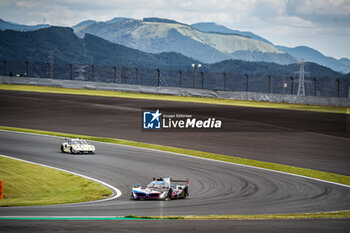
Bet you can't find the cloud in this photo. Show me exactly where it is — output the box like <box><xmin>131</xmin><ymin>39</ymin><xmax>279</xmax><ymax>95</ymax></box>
<box><xmin>285</xmin><ymin>0</ymin><xmax>350</xmax><ymax>26</ymax></box>
<box><xmin>16</xmin><ymin>1</ymin><xmax>40</xmax><ymax>8</ymax></box>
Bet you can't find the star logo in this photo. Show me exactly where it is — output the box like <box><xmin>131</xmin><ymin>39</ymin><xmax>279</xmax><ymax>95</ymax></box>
<box><xmin>143</xmin><ymin>109</ymin><xmax>162</xmax><ymax>129</ymax></box>
<box><xmin>150</xmin><ymin>109</ymin><xmax>161</xmax><ymax>122</ymax></box>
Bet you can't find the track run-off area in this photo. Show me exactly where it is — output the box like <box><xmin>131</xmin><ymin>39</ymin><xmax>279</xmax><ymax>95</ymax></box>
<box><xmin>0</xmin><ymin>130</ymin><xmax>350</xmax><ymax>217</ymax></box>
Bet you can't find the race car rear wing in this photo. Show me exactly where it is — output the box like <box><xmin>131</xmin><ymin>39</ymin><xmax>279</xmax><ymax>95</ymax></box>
<box><xmin>153</xmin><ymin>177</ymin><xmax>189</xmax><ymax>185</ymax></box>
<box><xmin>171</xmin><ymin>178</ymin><xmax>190</xmax><ymax>185</ymax></box>
<box><xmin>59</xmin><ymin>137</ymin><xmax>69</xmax><ymax>141</ymax></box>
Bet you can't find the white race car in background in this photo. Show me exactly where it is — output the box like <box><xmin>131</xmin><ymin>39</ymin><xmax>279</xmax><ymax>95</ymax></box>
<box><xmin>60</xmin><ymin>138</ymin><xmax>95</xmax><ymax>154</ymax></box>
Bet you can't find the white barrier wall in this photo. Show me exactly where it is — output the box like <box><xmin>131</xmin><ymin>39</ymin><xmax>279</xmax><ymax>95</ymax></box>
<box><xmin>1</xmin><ymin>76</ymin><xmax>349</xmax><ymax>107</ymax></box>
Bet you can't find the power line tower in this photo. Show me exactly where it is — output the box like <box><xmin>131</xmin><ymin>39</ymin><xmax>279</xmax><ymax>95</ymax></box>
<box><xmin>297</xmin><ymin>59</ymin><xmax>305</xmax><ymax>96</ymax></box>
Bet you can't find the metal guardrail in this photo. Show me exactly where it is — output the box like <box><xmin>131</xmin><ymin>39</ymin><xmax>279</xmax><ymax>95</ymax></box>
<box><xmin>1</xmin><ymin>76</ymin><xmax>349</xmax><ymax>107</ymax></box>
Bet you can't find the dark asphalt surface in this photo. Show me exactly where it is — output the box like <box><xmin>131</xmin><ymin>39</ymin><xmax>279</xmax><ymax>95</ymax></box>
<box><xmin>1</xmin><ymin>90</ymin><xmax>350</xmax><ymax>232</ymax></box>
<box><xmin>0</xmin><ymin>90</ymin><xmax>349</xmax><ymax>176</ymax></box>
<box><xmin>1</xmin><ymin>130</ymin><xmax>350</xmax><ymax>217</ymax></box>
<box><xmin>1</xmin><ymin>219</ymin><xmax>350</xmax><ymax>233</ymax></box>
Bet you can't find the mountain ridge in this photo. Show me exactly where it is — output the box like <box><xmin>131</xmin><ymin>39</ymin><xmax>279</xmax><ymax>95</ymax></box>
<box><xmin>0</xmin><ymin>25</ymin><xmax>343</xmax><ymax>78</ymax></box>
<box><xmin>276</xmin><ymin>45</ymin><xmax>350</xmax><ymax>74</ymax></box>
<box><xmin>1</xmin><ymin>17</ymin><xmax>349</xmax><ymax>75</ymax></box>
<box><xmin>0</xmin><ymin>18</ymin><xmax>50</xmax><ymax>31</ymax></box>
<box><xmin>191</xmin><ymin>22</ymin><xmax>272</xmax><ymax>44</ymax></box>
<box><xmin>0</xmin><ymin>26</ymin><xmax>200</xmax><ymax>69</ymax></box>
<box><xmin>0</xmin><ymin>17</ymin><xmax>350</xmax><ymax>73</ymax></box>
<box><xmin>73</xmin><ymin>18</ymin><xmax>296</xmax><ymax>65</ymax></box>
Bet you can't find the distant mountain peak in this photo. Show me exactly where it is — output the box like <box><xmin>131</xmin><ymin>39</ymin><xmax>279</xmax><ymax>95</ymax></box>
<box><xmin>0</xmin><ymin>18</ymin><xmax>50</xmax><ymax>32</ymax></box>
<box><xmin>72</xmin><ymin>20</ymin><xmax>96</xmax><ymax>29</ymax></box>
<box><xmin>191</xmin><ymin>22</ymin><xmax>272</xmax><ymax>45</ymax></box>
<box><xmin>142</xmin><ymin>17</ymin><xmax>184</xmax><ymax>25</ymax></box>
<box><xmin>105</xmin><ymin>17</ymin><xmax>130</xmax><ymax>24</ymax></box>
<box><xmin>276</xmin><ymin>45</ymin><xmax>350</xmax><ymax>73</ymax></box>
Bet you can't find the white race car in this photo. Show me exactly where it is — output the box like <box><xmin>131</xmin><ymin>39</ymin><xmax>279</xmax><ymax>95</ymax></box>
<box><xmin>60</xmin><ymin>138</ymin><xmax>95</xmax><ymax>154</ymax></box>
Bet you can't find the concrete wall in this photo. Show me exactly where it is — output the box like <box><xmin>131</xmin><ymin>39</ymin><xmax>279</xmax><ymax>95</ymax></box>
<box><xmin>1</xmin><ymin>76</ymin><xmax>349</xmax><ymax>107</ymax></box>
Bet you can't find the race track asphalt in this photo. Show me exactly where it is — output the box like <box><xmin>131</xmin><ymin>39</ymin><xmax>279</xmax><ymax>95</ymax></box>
<box><xmin>1</xmin><ymin>130</ymin><xmax>350</xmax><ymax>217</ymax></box>
<box><xmin>1</xmin><ymin>219</ymin><xmax>350</xmax><ymax>233</ymax></box>
<box><xmin>1</xmin><ymin>89</ymin><xmax>350</xmax><ymax>232</ymax></box>
<box><xmin>0</xmin><ymin>90</ymin><xmax>349</xmax><ymax>176</ymax></box>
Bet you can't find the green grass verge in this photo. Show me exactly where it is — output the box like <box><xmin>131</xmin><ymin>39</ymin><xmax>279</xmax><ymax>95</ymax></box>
<box><xmin>0</xmin><ymin>156</ymin><xmax>112</xmax><ymax>207</ymax></box>
<box><xmin>0</xmin><ymin>84</ymin><xmax>348</xmax><ymax>114</ymax></box>
<box><xmin>1</xmin><ymin>212</ymin><xmax>349</xmax><ymax>220</ymax></box>
<box><xmin>1</xmin><ymin>212</ymin><xmax>350</xmax><ymax>220</ymax></box>
<box><xmin>125</xmin><ymin>211</ymin><xmax>350</xmax><ymax>220</ymax></box>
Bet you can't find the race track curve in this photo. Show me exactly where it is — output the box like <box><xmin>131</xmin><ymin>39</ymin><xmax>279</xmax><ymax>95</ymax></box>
<box><xmin>1</xmin><ymin>130</ymin><xmax>350</xmax><ymax>217</ymax></box>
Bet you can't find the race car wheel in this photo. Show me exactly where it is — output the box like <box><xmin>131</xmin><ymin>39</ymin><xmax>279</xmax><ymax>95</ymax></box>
<box><xmin>70</xmin><ymin>147</ymin><xmax>75</xmax><ymax>154</ymax></box>
<box><xmin>167</xmin><ymin>188</ymin><xmax>173</xmax><ymax>200</ymax></box>
<box><xmin>60</xmin><ymin>145</ymin><xmax>65</xmax><ymax>153</ymax></box>
<box><xmin>184</xmin><ymin>187</ymin><xmax>189</xmax><ymax>197</ymax></box>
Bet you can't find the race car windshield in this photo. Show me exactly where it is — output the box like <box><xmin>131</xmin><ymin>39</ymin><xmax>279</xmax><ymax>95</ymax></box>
<box><xmin>147</xmin><ymin>182</ymin><xmax>169</xmax><ymax>189</ymax></box>
<box><xmin>71</xmin><ymin>140</ymin><xmax>88</xmax><ymax>145</ymax></box>
<box><xmin>79</xmin><ymin>140</ymin><xmax>88</xmax><ymax>145</ymax></box>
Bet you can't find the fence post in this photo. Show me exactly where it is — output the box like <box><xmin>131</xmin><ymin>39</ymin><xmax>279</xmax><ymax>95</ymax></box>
<box><xmin>290</xmin><ymin>76</ymin><xmax>294</xmax><ymax>95</ymax></box>
<box><xmin>245</xmin><ymin>74</ymin><xmax>249</xmax><ymax>92</ymax></box>
<box><xmin>91</xmin><ymin>65</ymin><xmax>94</xmax><ymax>82</ymax></box>
<box><xmin>0</xmin><ymin>180</ymin><xmax>3</xmax><ymax>199</ymax></box>
<box><xmin>193</xmin><ymin>65</ymin><xmax>197</xmax><ymax>88</ymax></box>
<box><xmin>25</xmin><ymin>62</ymin><xmax>28</xmax><ymax>77</ymax></box>
<box><xmin>3</xmin><ymin>60</ymin><xmax>6</xmax><ymax>76</ymax></box>
<box><xmin>135</xmin><ymin>67</ymin><xmax>138</xmax><ymax>84</ymax></box>
<box><xmin>121</xmin><ymin>66</ymin><xmax>126</xmax><ymax>83</ymax></box>
<box><xmin>201</xmin><ymin>72</ymin><xmax>204</xmax><ymax>89</ymax></box>
<box><xmin>69</xmin><ymin>64</ymin><xmax>72</xmax><ymax>80</ymax></box>
<box><xmin>157</xmin><ymin>69</ymin><xmax>160</xmax><ymax>86</ymax></box>
<box><xmin>47</xmin><ymin>63</ymin><xmax>51</xmax><ymax>79</ymax></box>
<box><xmin>113</xmin><ymin>66</ymin><xmax>117</xmax><ymax>83</ymax></box>
<box><xmin>313</xmin><ymin>78</ymin><xmax>317</xmax><ymax>96</ymax></box>
<box><xmin>223</xmin><ymin>73</ymin><xmax>227</xmax><ymax>91</ymax></box>
<box><xmin>179</xmin><ymin>70</ymin><xmax>182</xmax><ymax>87</ymax></box>
<box><xmin>267</xmin><ymin>75</ymin><xmax>271</xmax><ymax>94</ymax></box>
<box><xmin>336</xmin><ymin>79</ymin><xmax>340</xmax><ymax>97</ymax></box>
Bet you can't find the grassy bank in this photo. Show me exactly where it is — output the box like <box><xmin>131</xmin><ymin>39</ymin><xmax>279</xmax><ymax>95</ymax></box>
<box><xmin>0</xmin><ymin>84</ymin><xmax>348</xmax><ymax>114</ymax></box>
<box><xmin>125</xmin><ymin>211</ymin><xmax>350</xmax><ymax>220</ymax></box>
<box><xmin>2</xmin><ymin>211</ymin><xmax>350</xmax><ymax>220</ymax></box>
<box><xmin>0</xmin><ymin>156</ymin><xmax>112</xmax><ymax>207</ymax></box>
<box><xmin>1</xmin><ymin>211</ymin><xmax>350</xmax><ymax>220</ymax></box>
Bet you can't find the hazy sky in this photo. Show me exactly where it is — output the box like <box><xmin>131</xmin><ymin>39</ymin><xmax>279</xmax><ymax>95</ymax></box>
<box><xmin>0</xmin><ymin>0</ymin><xmax>349</xmax><ymax>59</ymax></box>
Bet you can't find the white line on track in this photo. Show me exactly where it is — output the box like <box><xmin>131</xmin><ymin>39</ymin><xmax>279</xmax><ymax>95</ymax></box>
<box><xmin>0</xmin><ymin>153</ymin><xmax>122</xmax><ymax>204</ymax></box>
